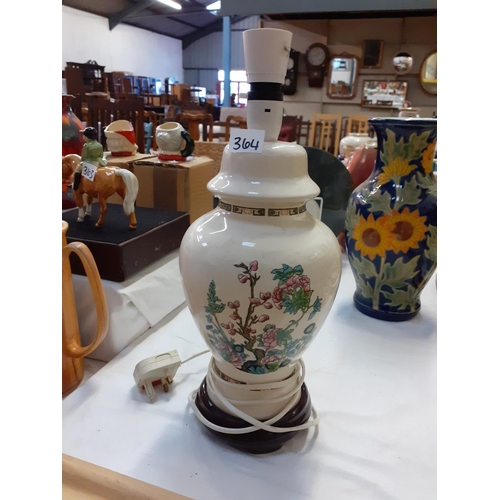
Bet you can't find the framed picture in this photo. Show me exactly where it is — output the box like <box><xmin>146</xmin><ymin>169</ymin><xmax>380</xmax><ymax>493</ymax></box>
<box><xmin>361</xmin><ymin>80</ymin><xmax>409</xmax><ymax>109</ymax></box>
<box><xmin>362</xmin><ymin>40</ymin><xmax>384</xmax><ymax>69</ymax></box>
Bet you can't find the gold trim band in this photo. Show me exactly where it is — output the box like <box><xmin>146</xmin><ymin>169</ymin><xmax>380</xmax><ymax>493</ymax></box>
<box><xmin>219</xmin><ymin>201</ymin><xmax>307</xmax><ymax>217</ymax></box>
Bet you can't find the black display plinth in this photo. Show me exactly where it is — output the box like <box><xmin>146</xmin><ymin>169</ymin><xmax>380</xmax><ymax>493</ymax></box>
<box><xmin>62</xmin><ymin>205</ymin><xmax>190</xmax><ymax>282</ymax></box>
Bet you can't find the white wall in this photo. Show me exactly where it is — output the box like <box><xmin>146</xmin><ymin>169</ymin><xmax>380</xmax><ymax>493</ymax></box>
<box><xmin>62</xmin><ymin>6</ymin><xmax>183</xmax><ymax>83</ymax></box>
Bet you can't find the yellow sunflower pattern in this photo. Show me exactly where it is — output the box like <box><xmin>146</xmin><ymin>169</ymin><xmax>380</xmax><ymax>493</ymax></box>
<box><xmin>351</xmin><ymin>209</ymin><xmax>428</xmax><ymax>258</ymax></box>
<box><xmin>385</xmin><ymin>208</ymin><xmax>428</xmax><ymax>253</ymax></box>
<box><xmin>421</xmin><ymin>141</ymin><xmax>437</xmax><ymax>174</ymax></box>
<box><xmin>349</xmin><ymin>209</ymin><xmax>434</xmax><ymax>310</ymax></box>
<box><xmin>377</xmin><ymin>157</ymin><xmax>415</xmax><ymax>185</ymax></box>
<box><xmin>352</xmin><ymin>213</ymin><xmax>394</xmax><ymax>260</ymax></box>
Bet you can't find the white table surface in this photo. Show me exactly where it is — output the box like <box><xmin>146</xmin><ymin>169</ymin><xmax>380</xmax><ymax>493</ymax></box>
<box><xmin>62</xmin><ymin>253</ymin><xmax>437</xmax><ymax>500</ymax></box>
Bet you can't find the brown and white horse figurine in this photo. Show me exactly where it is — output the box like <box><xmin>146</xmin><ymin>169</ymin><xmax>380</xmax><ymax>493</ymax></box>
<box><xmin>62</xmin><ymin>154</ymin><xmax>139</xmax><ymax>229</ymax></box>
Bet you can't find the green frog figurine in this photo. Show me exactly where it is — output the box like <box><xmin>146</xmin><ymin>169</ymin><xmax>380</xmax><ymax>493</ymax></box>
<box><xmin>73</xmin><ymin>127</ymin><xmax>107</xmax><ymax>190</ymax></box>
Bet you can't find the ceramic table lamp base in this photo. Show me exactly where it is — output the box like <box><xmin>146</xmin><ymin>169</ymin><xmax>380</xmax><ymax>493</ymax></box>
<box><xmin>179</xmin><ymin>28</ymin><xmax>342</xmax><ymax>453</ymax></box>
<box><xmin>193</xmin><ymin>376</ymin><xmax>312</xmax><ymax>454</ymax></box>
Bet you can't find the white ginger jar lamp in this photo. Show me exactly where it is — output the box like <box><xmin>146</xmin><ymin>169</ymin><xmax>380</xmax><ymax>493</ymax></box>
<box><xmin>179</xmin><ymin>27</ymin><xmax>342</xmax><ymax>454</ymax></box>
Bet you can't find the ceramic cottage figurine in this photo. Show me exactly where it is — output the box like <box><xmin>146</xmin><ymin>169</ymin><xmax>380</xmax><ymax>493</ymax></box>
<box><xmin>104</xmin><ymin>120</ymin><xmax>139</xmax><ymax>156</ymax></box>
<box><xmin>179</xmin><ymin>28</ymin><xmax>342</xmax><ymax>453</ymax></box>
<box><xmin>155</xmin><ymin>122</ymin><xmax>195</xmax><ymax>161</ymax></box>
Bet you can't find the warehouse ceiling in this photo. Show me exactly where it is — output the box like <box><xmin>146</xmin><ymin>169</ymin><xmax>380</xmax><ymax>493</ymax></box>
<box><xmin>62</xmin><ymin>0</ymin><xmax>247</xmax><ymax>49</ymax></box>
<box><xmin>62</xmin><ymin>0</ymin><xmax>436</xmax><ymax>49</ymax></box>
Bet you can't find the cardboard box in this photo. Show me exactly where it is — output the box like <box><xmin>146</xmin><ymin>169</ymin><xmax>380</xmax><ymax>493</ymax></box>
<box><xmin>132</xmin><ymin>156</ymin><xmax>215</xmax><ymax>224</ymax></box>
<box><xmin>104</xmin><ymin>152</ymin><xmax>155</xmax><ymax>167</ymax></box>
<box><xmin>104</xmin><ymin>153</ymin><xmax>155</xmax><ymax>204</ymax></box>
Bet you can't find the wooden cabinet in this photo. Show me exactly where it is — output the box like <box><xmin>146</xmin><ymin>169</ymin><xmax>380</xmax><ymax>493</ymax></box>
<box><xmin>65</xmin><ymin>61</ymin><xmax>107</xmax><ymax>94</ymax></box>
<box><xmin>170</xmin><ymin>84</ymin><xmax>191</xmax><ymax>102</ymax></box>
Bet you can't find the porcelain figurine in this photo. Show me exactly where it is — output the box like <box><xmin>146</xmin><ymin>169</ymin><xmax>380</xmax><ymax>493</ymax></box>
<box><xmin>62</xmin><ymin>153</ymin><xmax>139</xmax><ymax>229</ymax></box>
<box><xmin>344</xmin><ymin>118</ymin><xmax>437</xmax><ymax>321</ymax></box>
<box><xmin>62</xmin><ymin>94</ymin><xmax>85</xmax><ymax>209</ymax></box>
<box><xmin>156</xmin><ymin>122</ymin><xmax>195</xmax><ymax>161</ymax></box>
<box><xmin>104</xmin><ymin>120</ymin><xmax>139</xmax><ymax>156</ymax></box>
<box><xmin>179</xmin><ymin>28</ymin><xmax>342</xmax><ymax>453</ymax></box>
<box><xmin>72</xmin><ymin>127</ymin><xmax>108</xmax><ymax>192</ymax></box>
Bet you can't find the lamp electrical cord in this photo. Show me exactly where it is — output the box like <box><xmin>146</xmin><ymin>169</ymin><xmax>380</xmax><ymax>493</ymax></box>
<box><xmin>186</xmin><ymin>356</ymin><xmax>320</xmax><ymax>435</ymax></box>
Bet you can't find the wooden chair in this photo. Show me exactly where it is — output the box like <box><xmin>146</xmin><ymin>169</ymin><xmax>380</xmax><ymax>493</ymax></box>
<box><xmin>136</xmin><ymin>76</ymin><xmax>150</xmax><ymax>95</ymax></box>
<box><xmin>86</xmin><ymin>96</ymin><xmax>145</xmax><ymax>153</ymax></box>
<box><xmin>297</xmin><ymin>119</ymin><xmax>312</xmax><ymax>146</ymax></box>
<box><xmin>176</xmin><ymin>112</ymin><xmax>214</xmax><ymax>142</ymax></box>
<box><xmin>144</xmin><ymin>94</ymin><xmax>162</xmax><ymax>107</ymax></box>
<box><xmin>108</xmin><ymin>72</ymin><xmax>128</xmax><ymax>97</ymax></box>
<box><xmin>113</xmin><ymin>92</ymin><xmax>143</xmax><ymax>102</ymax></box>
<box><xmin>224</xmin><ymin>115</ymin><xmax>247</xmax><ymax>142</ymax></box>
<box><xmin>346</xmin><ymin>115</ymin><xmax>372</xmax><ymax>136</ymax></box>
<box><xmin>122</xmin><ymin>75</ymin><xmax>137</xmax><ymax>94</ymax></box>
<box><xmin>308</xmin><ymin>114</ymin><xmax>343</xmax><ymax>157</ymax></box>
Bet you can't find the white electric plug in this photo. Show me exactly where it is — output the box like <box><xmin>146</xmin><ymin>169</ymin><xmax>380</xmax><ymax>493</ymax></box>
<box><xmin>133</xmin><ymin>350</ymin><xmax>182</xmax><ymax>403</ymax></box>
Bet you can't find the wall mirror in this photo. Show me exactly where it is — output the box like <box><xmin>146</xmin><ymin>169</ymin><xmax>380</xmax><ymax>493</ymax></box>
<box><xmin>393</xmin><ymin>52</ymin><xmax>413</xmax><ymax>75</ymax></box>
<box><xmin>327</xmin><ymin>53</ymin><xmax>359</xmax><ymax>99</ymax></box>
<box><xmin>420</xmin><ymin>51</ymin><xmax>437</xmax><ymax>95</ymax></box>
<box><xmin>361</xmin><ymin>80</ymin><xmax>408</xmax><ymax>109</ymax></box>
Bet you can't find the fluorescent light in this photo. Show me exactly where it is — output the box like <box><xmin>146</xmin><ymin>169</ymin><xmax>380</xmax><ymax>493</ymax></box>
<box><xmin>157</xmin><ymin>0</ymin><xmax>182</xmax><ymax>10</ymax></box>
<box><xmin>206</xmin><ymin>1</ymin><xmax>221</xmax><ymax>10</ymax></box>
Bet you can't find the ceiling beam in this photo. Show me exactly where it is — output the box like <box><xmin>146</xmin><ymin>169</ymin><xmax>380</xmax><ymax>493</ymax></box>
<box><xmin>165</xmin><ymin>16</ymin><xmax>201</xmax><ymax>29</ymax></box>
<box><xmin>218</xmin><ymin>0</ymin><xmax>437</xmax><ymax>16</ymax></box>
<box><xmin>266</xmin><ymin>9</ymin><xmax>436</xmax><ymax>20</ymax></box>
<box><xmin>108</xmin><ymin>0</ymin><xmax>157</xmax><ymax>30</ymax></box>
<box><xmin>127</xmin><ymin>7</ymin><xmax>209</xmax><ymax>19</ymax></box>
<box><xmin>182</xmin><ymin>15</ymin><xmax>246</xmax><ymax>50</ymax></box>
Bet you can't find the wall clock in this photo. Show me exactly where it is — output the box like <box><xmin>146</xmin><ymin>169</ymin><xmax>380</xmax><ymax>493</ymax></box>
<box><xmin>282</xmin><ymin>48</ymin><xmax>299</xmax><ymax>95</ymax></box>
<box><xmin>305</xmin><ymin>43</ymin><xmax>330</xmax><ymax>88</ymax></box>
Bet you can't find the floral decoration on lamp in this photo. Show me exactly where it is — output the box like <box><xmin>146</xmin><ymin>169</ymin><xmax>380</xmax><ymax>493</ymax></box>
<box><xmin>204</xmin><ymin>260</ymin><xmax>323</xmax><ymax>374</ymax></box>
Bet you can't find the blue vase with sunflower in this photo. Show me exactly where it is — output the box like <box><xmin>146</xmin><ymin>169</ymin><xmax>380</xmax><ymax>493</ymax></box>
<box><xmin>344</xmin><ymin>118</ymin><xmax>437</xmax><ymax>321</ymax></box>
